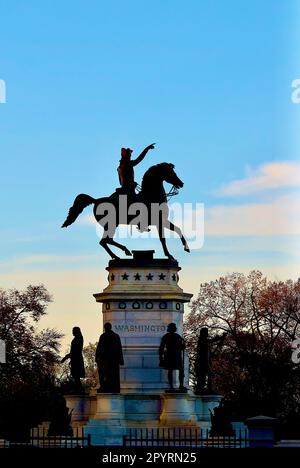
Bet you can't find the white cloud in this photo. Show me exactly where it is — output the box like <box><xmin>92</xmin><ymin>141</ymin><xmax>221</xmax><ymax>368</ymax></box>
<box><xmin>218</xmin><ymin>161</ymin><xmax>300</xmax><ymax>196</ymax></box>
<box><xmin>205</xmin><ymin>192</ymin><xmax>300</xmax><ymax>236</ymax></box>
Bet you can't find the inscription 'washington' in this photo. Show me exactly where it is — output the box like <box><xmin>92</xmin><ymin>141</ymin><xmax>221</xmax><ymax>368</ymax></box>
<box><xmin>114</xmin><ymin>323</ymin><xmax>168</xmax><ymax>334</ymax></box>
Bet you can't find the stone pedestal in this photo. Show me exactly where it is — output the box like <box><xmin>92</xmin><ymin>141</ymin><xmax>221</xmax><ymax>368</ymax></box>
<box><xmin>194</xmin><ymin>394</ymin><xmax>223</xmax><ymax>430</ymax></box>
<box><xmin>84</xmin><ymin>393</ymin><xmax>205</xmax><ymax>445</ymax></box>
<box><xmin>94</xmin><ymin>250</ymin><xmax>192</xmax><ymax>393</ymax></box>
<box><xmin>77</xmin><ymin>392</ymin><xmax>223</xmax><ymax>445</ymax></box>
<box><xmin>65</xmin><ymin>251</ymin><xmax>223</xmax><ymax>445</ymax></box>
<box><xmin>64</xmin><ymin>394</ymin><xmax>96</xmax><ymax>427</ymax></box>
<box><xmin>160</xmin><ymin>393</ymin><xmax>197</xmax><ymax>425</ymax></box>
<box><xmin>246</xmin><ymin>415</ymin><xmax>276</xmax><ymax>448</ymax></box>
<box><xmin>84</xmin><ymin>394</ymin><xmax>126</xmax><ymax>446</ymax></box>
<box><xmin>94</xmin><ymin>393</ymin><xmax>125</xmax><ymax>420</ymax></box>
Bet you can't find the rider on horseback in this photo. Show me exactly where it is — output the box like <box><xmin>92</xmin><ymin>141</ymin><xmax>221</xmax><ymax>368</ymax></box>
<box><xmin>117</xmin><ymin>143</ymin><xmax>155</xmax><ymax>232</ymax></box>
<box><xmin>117</xmin><ymin>143</ymin><xmax>155</xmax><ymax>199</ymax></box>
<box><xmin>62</xmin><ymin>155</ymin><xmax>190</xmax><ymax>259</ymax></box>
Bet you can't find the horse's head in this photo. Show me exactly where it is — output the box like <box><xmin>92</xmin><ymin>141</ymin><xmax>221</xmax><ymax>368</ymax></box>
<box><xmin>158</xmin><ymin>163</ymin><xmax>184</xmax><ymax>189</ymax></box>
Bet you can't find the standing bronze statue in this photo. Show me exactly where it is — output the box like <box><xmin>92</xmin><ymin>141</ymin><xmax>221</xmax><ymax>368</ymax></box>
<box><xmin>61</xmin><ymin>327</ymin><xmax>85</xmax><ymax>393</ymax></box>
<box><xmin>159</xmin><ymin>323</ymin><xmax>187</xmax><ymax>392</ymax></box>
<box><xmin>194</xmin><ymin>327</ymin><xmax>226</xmax><ymax>395</ymax></box>
<box><xmin>61</xmin><ymin>143</ymin><xmax>190</xmax><ymax>260</ymax></box>
<box><xmin>95</xmin><ymin>322</ymin><xmax>124</xmax><ymax>393</ymax></box>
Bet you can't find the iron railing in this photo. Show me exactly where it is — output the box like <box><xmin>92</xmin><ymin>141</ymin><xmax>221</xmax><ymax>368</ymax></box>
<box><xmin>123</xmin><ymin>428</ymin><xmax>251</xmax><ymax>448</ymax></box>
<box><xmin>5</xmin><ymin>427</ymin><xmax>91</xmax><ymax>449</ymax></box>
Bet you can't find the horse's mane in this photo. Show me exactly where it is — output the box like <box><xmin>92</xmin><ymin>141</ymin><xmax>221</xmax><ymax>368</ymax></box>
<box><xmin>142</xmin><ymin>164</ymin><xmax>158</xmax><ymax>179</ymax></box>
<box><xmin>141</xmin><ymin>163</ymin><xmax>173</xmax><ymax>188</ymax></box>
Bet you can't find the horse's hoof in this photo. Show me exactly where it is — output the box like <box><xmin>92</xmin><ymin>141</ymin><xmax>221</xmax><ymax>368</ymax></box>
<box><xmin>124</xmin><ymin>249</ymin><xmax>132</xmax><ymax>256</ymax></box>
<box><xmin>184</xmin><ymin>247</ymin><xmax>190</xmax><ymax>253</ymax></box>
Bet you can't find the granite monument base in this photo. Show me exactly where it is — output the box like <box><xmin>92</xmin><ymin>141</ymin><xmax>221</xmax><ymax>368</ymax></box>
<box><xmin>65</xmin><ymin>392</ymin><xmax>223</xmax><ymax>446</ymax></box>
<box><xmin>64</xmin><ymin>251</ymin><xmax>222</xmax><ymax>445</ymax></box>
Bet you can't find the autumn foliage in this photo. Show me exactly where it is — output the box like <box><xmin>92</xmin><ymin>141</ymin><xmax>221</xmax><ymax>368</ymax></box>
<box><xmin>184</xmin><ymin>271</ymin><xmax>300</xmax><ymax>430</ymax></box>
<box><xmin>0</xmin><ymin>285</ymin><xmax>62</xmax><ymax>439</ymax></box>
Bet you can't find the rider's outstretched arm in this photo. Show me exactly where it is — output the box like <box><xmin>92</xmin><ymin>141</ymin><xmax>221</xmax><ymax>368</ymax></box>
<box><xmin>132</xmin><ymin>143</ymin><xmax>155</xmax><ymax>166</ymax></box>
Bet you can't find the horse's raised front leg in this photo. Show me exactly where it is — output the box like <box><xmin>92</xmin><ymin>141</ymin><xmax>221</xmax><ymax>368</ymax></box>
<box><xmin>157</xmin><ymin>224</ymin><xmax>175</xmax><ymax>260</ymax></box>
<box><xmin>164</xmin><ymin>221</ymin><xmax>190</xmax><ymax>253</ymax></box>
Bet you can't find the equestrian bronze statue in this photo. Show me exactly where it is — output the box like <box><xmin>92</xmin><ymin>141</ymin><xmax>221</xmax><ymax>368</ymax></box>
<box><xmin>61</xmin><ymin>143</ymin><xmax>190</xmax><ymax>260</ymax></box>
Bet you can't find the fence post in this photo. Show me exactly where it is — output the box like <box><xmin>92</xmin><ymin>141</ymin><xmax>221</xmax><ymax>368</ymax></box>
<box><xmin>245</xmin><ymin>415</ymin><xmax>276</xmax><ymax>448</ymax></box>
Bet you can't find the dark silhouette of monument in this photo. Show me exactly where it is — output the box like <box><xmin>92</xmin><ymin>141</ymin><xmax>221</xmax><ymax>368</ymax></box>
<box><xmin>61</xmin><ymin>327</ymin><xmax>85</xmax><ymax>393</ymax></box>
<box><xmin>57</xmin><ymin>142</ymin><xmax>226</xmax><ymax>444</ymax></box>
<box><xmin>48</xmin><ymin>395</ymin><xmax>73</xmax><ymax>436</ymax></box>
<box><xmin>159</xmin><ymin>323</ymin><xmax>187</xmax><ymax>392</ymax></box>
<box><xmin>95</xmin><ymin>322</ymin><xmax>124</xmax><ymax>393</ymax></box>
<box><xmin>209</xmin><ymin>401</ymin><xmax>234</xmax><ymax>437</ymax></box>
<box><xmin>61</xmin><ymin>144</ymin><xmax>190</xmax><ymax>260</ymax></box>
<box><xmin>194</xmin><ymin>327</ymin><xmax>226</xmax><ymax>394</ymax></box>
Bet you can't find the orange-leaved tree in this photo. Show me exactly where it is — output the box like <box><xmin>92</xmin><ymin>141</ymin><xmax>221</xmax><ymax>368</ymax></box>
<box><xmin>184</xmin><ymin>271</ymin><xmax>300</xmax><ymax>428</ymax></box>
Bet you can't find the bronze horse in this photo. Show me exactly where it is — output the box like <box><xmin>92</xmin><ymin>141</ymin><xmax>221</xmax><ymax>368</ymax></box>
<box><xmin>62</xmin><ymin>163</ymin><xmax>190</xmax><ymax>260</ymax></box>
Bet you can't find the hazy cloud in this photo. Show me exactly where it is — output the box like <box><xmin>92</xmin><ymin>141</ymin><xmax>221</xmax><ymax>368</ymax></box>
<box><xmin>205</xmin><ymin>192</ymin><xmax>300</xmax><ymax>236</ymax></box>
<box><xmin>217</xmin><ymin>161</ymin><xmax>300</xmax><ymax>196</ymax></box>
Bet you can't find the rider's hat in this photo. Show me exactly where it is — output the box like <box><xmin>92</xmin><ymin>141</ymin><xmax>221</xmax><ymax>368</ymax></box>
<box><xmin>121</xmin><ymin>147</ymin><xmax>133</xmax><ymax>157</ymax></box>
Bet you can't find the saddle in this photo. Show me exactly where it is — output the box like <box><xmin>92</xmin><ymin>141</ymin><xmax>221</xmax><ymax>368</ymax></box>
<box><xmin>110</xmin><ymin>187</ymin><xmax>150</xmax><ymax>232</ymax></box>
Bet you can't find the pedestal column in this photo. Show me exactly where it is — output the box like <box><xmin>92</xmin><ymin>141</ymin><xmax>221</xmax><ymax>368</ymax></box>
<box><xmin>94</xmin><ymin>250</ymin><xmax>193</xmax><ymax>393</ymax></box>
<box><xmin>66</xmin><ymin>251</ymin><xmax>225</xmax><ymax>445</ymax></box>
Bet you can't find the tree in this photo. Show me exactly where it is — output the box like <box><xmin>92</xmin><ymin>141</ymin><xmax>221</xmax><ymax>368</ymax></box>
<box><xmin>0</xmin><ymin>285</ymin><xmax>63</xmax><ymax>439</ymax></box>
<box><xmin>82</xmin><ymin>342</ymin><xmax>98</xmax><ymax>390</ymax></box>
<box><xmin>184</xmin><ymin>271</ymin><xmax>300</xmax><ymax>432</ymax></box>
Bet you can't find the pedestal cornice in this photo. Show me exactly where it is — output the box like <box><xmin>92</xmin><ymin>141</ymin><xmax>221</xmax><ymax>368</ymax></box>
<box><xmin>94</xmin><ymin>291</ymin><xmax>193</xmax><ymax>303</ymax></box>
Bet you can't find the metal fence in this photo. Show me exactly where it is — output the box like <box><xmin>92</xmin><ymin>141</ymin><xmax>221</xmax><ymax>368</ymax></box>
<box><xmin>5</xmin><ymin>427</ymin><xmax>91</xmax><ymax>449</ymax></box>
<box><xmin>0</xmin><ymin>439</ymin><xmax>9</xmax><ymax>448</ymax></box>
<box><xmin>123</xmin><ymin>428</ymin><xmax>251</xmax><ymax>448</ymax></box>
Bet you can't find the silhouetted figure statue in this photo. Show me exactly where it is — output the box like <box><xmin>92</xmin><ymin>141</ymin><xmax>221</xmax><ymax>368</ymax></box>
<box><xmin>194</xmin><ymin>327</ymin><xmax>226</xmax><ymax>395</ymax></box>
<box><xmin>210</xmin><ymin>402</ymin><xmax>234</xmax><ymax>437</ymax></box>
<box><xmin>117</xmin><ymin>144</ymin><xmax>155</xmax><ymax>199</ymax></box>
<box><xmin>48</xmin><ymin>395</ymin><xmax>73</xmax><ymax>436</ymax></box>
<box><xmin>117</xmin><ymin>144</ymin><xmax>155</xmax><ymax>233</ymax></box>
<box><xmin>61</xmin><ymin>327</ymin><xmax>85</xmax><ymax>393</ymax></box>
<box><xmin>159</xmin><ymin>323</ymin><xmax>187</xmax><ymax>392</ymax></box>
<box><xmin>95</xmin><ymin>322</ymin><xmax>124</xmax><ymax>393</ymax></box>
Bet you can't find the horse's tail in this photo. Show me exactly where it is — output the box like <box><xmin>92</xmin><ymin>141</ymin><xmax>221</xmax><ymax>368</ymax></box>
<box><xmin>61</xmin><ymin>194</ymin><xmax>95</xmax><ymax>228</ymax></box>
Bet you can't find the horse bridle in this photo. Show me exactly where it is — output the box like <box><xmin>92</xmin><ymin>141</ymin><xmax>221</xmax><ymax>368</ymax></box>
<box><xmin>135</xmin><ymin>183</ymin><xmax>179</xmax><ymax>201</ymax></box>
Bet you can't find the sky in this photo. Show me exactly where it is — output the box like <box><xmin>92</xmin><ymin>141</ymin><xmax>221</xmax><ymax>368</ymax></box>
<box><xmin>0</xmin><ymin>0</ymin><xmax>300</xmax><ymax>350</ymax></box>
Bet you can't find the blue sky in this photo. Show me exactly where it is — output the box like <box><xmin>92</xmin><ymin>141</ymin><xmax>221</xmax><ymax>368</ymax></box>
<box><xmin>0</xmin><ymin>0</ymin><xmax>299</xmax><ymax>347</ymax></box>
